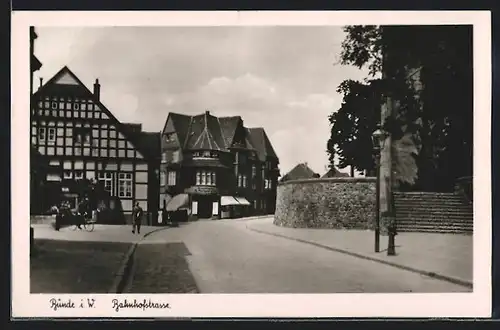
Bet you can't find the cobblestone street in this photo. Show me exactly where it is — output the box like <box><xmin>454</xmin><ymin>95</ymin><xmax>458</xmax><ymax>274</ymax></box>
<box><xmin>124</xmin><ymin>242</ymin><xmax>198</xmax><ymax>293</ymax></box>
<box><xmin>129</xmin><ymin>217</ymin><xmax>471</xmax><ymax>293</ymax></box>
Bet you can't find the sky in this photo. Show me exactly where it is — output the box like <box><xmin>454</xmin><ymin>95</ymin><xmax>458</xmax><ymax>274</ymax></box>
<box><xmin>34</xmin><ymin>26</ymin><xmax>369</xmax><ymax>176</ymax></box>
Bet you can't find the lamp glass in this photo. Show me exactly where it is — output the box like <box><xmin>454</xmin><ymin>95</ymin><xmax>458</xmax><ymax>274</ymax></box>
<box><xmin>372</xmin><ymin>128</ymin><xmax>383</xmax><ymax>149</ymax></box>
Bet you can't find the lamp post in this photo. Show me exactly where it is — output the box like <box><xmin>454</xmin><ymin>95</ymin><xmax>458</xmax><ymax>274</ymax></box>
<box><xmin>372</xmin><ymin>128</ymin><xmax>386</xmax><ymax>253</ymax></box>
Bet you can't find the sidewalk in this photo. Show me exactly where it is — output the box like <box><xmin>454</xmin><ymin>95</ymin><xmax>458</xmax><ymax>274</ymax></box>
<box><xmin>31</xmin><ymin>224</ymin><xmax>168</xmax><ymax>293</ymax></box>
<box><xmin>32</xmin><ymin>224</ymin><xmax>164</xmax><ymax>243</ymax></box>
<box><xmin>245</xmin><ymin>217</ymin><xmax>473</xmax><ymax>287</ymax></box>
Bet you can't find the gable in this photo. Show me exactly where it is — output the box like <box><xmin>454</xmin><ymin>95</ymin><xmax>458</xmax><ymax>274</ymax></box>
<box><xmin>53</xmin><ymin>71</ymin><xmax>80</xmax><ymax>85</ymax></box>
<box><xmin>34</xmin><ymin>66</ymin><xmax>149</xmax><ymax>161</ymax></box>
<box><xmin>164</xmin><ymin>115</ymin><xmax>176</xmax><ymax>134</ymax></box>
<box><xmin>231</xmin><ymin>120</ymin><xmax>247</xmax><ymax>148</ymax></box>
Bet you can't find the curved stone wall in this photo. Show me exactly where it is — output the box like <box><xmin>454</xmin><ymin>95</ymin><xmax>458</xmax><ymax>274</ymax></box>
<box><xmin>274</xmin><ymin>177</ymin><xmax>376</xmax><ymax>229</ymax></box>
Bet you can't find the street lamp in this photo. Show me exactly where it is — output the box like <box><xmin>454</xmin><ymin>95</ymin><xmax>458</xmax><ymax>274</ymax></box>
<box><xmin>372</xmin><ymin>128</ymin><xmax>386</xmax><ymax>253</ymax></box>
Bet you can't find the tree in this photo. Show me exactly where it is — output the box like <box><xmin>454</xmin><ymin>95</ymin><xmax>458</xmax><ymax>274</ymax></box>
<box><xmin>327</xmin><ymin>25</ymin><xmax>473</xmax><ymax>191</ymax></box>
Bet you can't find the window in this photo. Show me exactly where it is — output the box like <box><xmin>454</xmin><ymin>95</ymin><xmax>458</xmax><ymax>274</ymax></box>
<box><xmin>252</xmin><ymin>165</ymin><xmax>257</xmax><ymax>177</ymax></box>
<box><xmin>47</xmin><ymin>128</ymin><xmax>56</xmax><ymax>143</ymax></box>
<box><xmin>63</xmin><ymin>170</ymin><xmax>72</xmax><ymax>179</ymax></box>
<box><xmin>265</xmin><ymin>179</ymin><xmax>273</xmax><ymax>190</ymax></box>
<box><xmin>51</xmin><ymin>101</ymin><xmax>58</xmax><ymax>109</ymax></box>
<box><xmin>267</xmin><ymin>161</ymin><xmax>273</xmax><ymax>170</ymax></box>
<box><xmin>262</xmin><ymin>168</ymin><xmax>265</xmax><ymax>180</ymax></box>
<box><xmin>165</xmin><ymin>133</ymin><xmax>175</xmax><ymax>142</ymax></box>
<box><xmin>98</xmin><ymin>172</ymin><xmax>113</xmax><ymax>195</ymax></box>
<box><xmin>74</xmin><ymin>128</ymin><xmax>91</xmax><ymax>145</ymax></box>
<box><xmin>74</xmin><ymin>170</ymin><xmax>84</xmax><ymax>180</ymax></box>
<box><xmin>73</xmin><ymin>103</ymin><xmax>80</xmax><ymax>110</ymax></box>
<box><xmin>118</xmin><ymin>173</ymin><xmax>133</xmax><ymax>198</ymax></box>
<box><xmin>160</xmin><ymin>172</ymin><xmax>166</xmax><ymax>186</ymax></box>
<box><xmin>196</xmin><ymin>170</ymin><xmax>216</xmax><ymax>186</ymax></box>
<box><xmin>237</xmin><ymin>174</ymin><xmax>247</xmax><ymax>188</ymax></box>
<box><xmin>203</xmin><ymin>151</ymin><xmax>211</xmax><ymax>158</ymax></box>
<box><xmin>39</xmin><ymin>127</ymin><xmax>46</xmax><ymax>141</ymax></box>
<box><xmin>167</xmin><ymin>171</ymin><xmax>176</xmax><ymax>186</ymax></box>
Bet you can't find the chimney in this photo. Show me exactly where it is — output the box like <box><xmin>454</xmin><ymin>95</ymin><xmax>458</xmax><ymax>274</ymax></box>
<box><xmin>93</xmin><ymin>78</ymin><xmax>101</xmax><ymax>100</ymax></box>
<box><xmin>38</xmin><ymin>77</ymin><xmax>43</xmax><ymax>90</ymax></box>
<box><xmin>205</xmin><ymin>110</ymin><xmax>210</xmax><ymax>116</ymax></box>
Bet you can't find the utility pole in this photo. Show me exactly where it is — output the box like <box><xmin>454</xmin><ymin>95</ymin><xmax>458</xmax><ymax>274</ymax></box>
<box><xmin>380</xmin><ymin>25</ymin><xmax>396</xmax><ymax>256</ymax></box>
<box><xmin>380</xmin><ymin>26</ymin><xmax>396</xmax><ymax>256</ymax></box>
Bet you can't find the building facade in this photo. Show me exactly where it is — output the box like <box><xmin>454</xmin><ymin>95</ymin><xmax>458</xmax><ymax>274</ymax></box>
<box><xmin>31</xmin><ymin>66</ymin><xmax>160</xmax><ymax>224</ymax></box>
<box><xmin>160</xmin><ymin>111</ymin><xmax>280</xmax><ymax>220</ymax></box>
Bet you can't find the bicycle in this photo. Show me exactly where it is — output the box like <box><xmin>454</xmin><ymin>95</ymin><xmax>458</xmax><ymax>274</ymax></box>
<box><xmin>70</xmin><ymin>212</ymin><xmax>96</xmax><ymax>232</ymax></box>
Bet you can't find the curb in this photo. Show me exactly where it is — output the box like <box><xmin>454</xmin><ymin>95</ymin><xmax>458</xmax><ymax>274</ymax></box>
<box><xmin>108</xmin><ymin>226</ymin><xmax>169</xmax><ymax>294</ymax></box>
<box><xmin>247</xmin><ymin>226</ymin><xmax>473</xmax><ymax>289</ymax></box>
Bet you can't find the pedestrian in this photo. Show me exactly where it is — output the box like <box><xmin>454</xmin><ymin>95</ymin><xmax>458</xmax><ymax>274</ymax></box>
<box><xmin>76</xmin><ymin>197</ymin><xmax>89</xmax><ymax>230</ymax></box>
<box><xmin>132</xmin><ymin>202</ymin><xmax>143</xmax><ymax>234</ymax></box>
<box><xmin>52</xmin><ymin>204</ymin><xmax>61</xmax><ymax>231</ymax></box>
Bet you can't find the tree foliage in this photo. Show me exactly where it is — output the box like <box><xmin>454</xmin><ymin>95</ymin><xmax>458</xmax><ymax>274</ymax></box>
<box><xmin>328</xmin><ymin>25</ymin><xmax>473</xmax><ymax>191</ymax></box>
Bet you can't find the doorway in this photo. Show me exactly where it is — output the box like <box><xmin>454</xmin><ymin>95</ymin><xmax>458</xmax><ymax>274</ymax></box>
<box><xmin>197</xmin><ymin>200</ymin><xmax>212</xmax><ymax>218</ymax></box>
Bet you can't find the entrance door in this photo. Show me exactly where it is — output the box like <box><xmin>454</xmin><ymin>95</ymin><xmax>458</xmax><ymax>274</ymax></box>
<box><xmin>197</xmin><ymin>199</ymin><xmax>212</xmax><ymax>218</ymax></box>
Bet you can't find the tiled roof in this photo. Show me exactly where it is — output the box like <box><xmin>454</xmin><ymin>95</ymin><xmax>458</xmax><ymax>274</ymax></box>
<box><xmin>247</xmin><ymin>127</ymin><xmax>278</xmax><ymax>161</ymax></box>
<box><xmin>168</xmin><ymin>113</ymin><xmax>192</xmax><ymax>148</ymax></box>
<box><xmin>321</xmin><ymin>167</ymin><xmax>350</xmax><ymax>178</ymax></box>
<box><xmin>137</xmin><ymin>132</ymin><xmax>161</xmax><ymax>161</ymax></box>
<box><xmin>163</xmin><ymin>111</ymin><xmax>278</xmax><ymax>163</ymax></box>
<box><xmin>281</xmin><ymin>163</ymin><xmax>319</xmax><ymax>182</ymax></box>
<box><xmin>218</xmin><ymin>116</ymin><xmax>241</xmax><ymax>148</ymax></box>
<box><xmin>121</xmin><ymin>123</ymin><xmax>161</xmax><ymax>162</ymax></box>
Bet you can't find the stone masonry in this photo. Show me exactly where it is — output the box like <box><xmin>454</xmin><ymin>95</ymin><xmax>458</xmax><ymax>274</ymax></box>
<box><xmin>274</xmin><ymin>178</ymin><xmax>376</xmax><ymax>229</ymax></box>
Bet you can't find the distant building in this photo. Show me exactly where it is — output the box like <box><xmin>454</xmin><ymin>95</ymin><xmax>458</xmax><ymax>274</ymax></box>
<box><xmin>280</xmin><ymin>163</ymin><xmax>320</xmax><ymax>183</ymax></box>
<box><xmin>321</xmin><ymin>167</ymin><xmax>350</xmax><ymax>178</ymax></box>
<box><xmin>160</xmin><ymin>111</ymin><xmax>280</xmax><ymax>219</ymax></box>
<box><xmin>31</xmin><ymin>66</ymin><xmax>160</xmax><ymax>224</ymax></box>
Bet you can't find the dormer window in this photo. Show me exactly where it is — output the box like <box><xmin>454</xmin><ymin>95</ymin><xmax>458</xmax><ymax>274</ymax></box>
<box><xmin>165</xmin><ymin>133</ymin><xmax>175</xmax><ymax>142</ymax></box>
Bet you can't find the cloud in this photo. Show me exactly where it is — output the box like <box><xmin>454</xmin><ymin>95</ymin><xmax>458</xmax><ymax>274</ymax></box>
<box><xmin>33</xmin><ymin>26</ymin><xmax>370</xmax><ymax>175</ymax></box>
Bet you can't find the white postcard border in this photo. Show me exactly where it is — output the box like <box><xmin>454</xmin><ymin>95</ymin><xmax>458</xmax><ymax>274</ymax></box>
<box><xmin>11</xmin><ymin>10</ymin><xmax>492</xmax><ymax>318</ymax></box>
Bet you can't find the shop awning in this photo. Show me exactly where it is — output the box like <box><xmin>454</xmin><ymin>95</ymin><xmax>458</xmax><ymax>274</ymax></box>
<box><xmin>166</xmin><ymin>194</ymin><xmax>189</xmax><ymax>211</ymax></box>
<box><xmin>220</xmin><ymin>196</ymin><xmax>240</xmax><ymax>206</ymax></box>
<box><xmin>235</xmin><ymin>197</ymin><xmax>251</xmax><ymax>205</ymax></box>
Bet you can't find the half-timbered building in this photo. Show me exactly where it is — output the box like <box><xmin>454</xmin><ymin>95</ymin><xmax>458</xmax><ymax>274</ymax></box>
<box><xmin>31</xmin><ymin>66</ymin><xmax>160</xmax><ymax>224</ymax></box>
<box><xmin>160</xmin><ymin>110</ymin><xmax>280</xmax><ymax>220</ymax></box>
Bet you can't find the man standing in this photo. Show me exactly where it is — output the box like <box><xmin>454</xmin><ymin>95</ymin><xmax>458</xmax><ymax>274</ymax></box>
<box><xmin>132</xmin><ymin>202</ymin><xmax>143</xmax><ymax>234</ymax></box>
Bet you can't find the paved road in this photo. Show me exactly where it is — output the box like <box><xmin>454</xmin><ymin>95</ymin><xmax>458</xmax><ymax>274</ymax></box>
<box><xmin>142</xmin><ymin>219</ymin><xmax>470</xmax><ymax>293</ymax></box>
